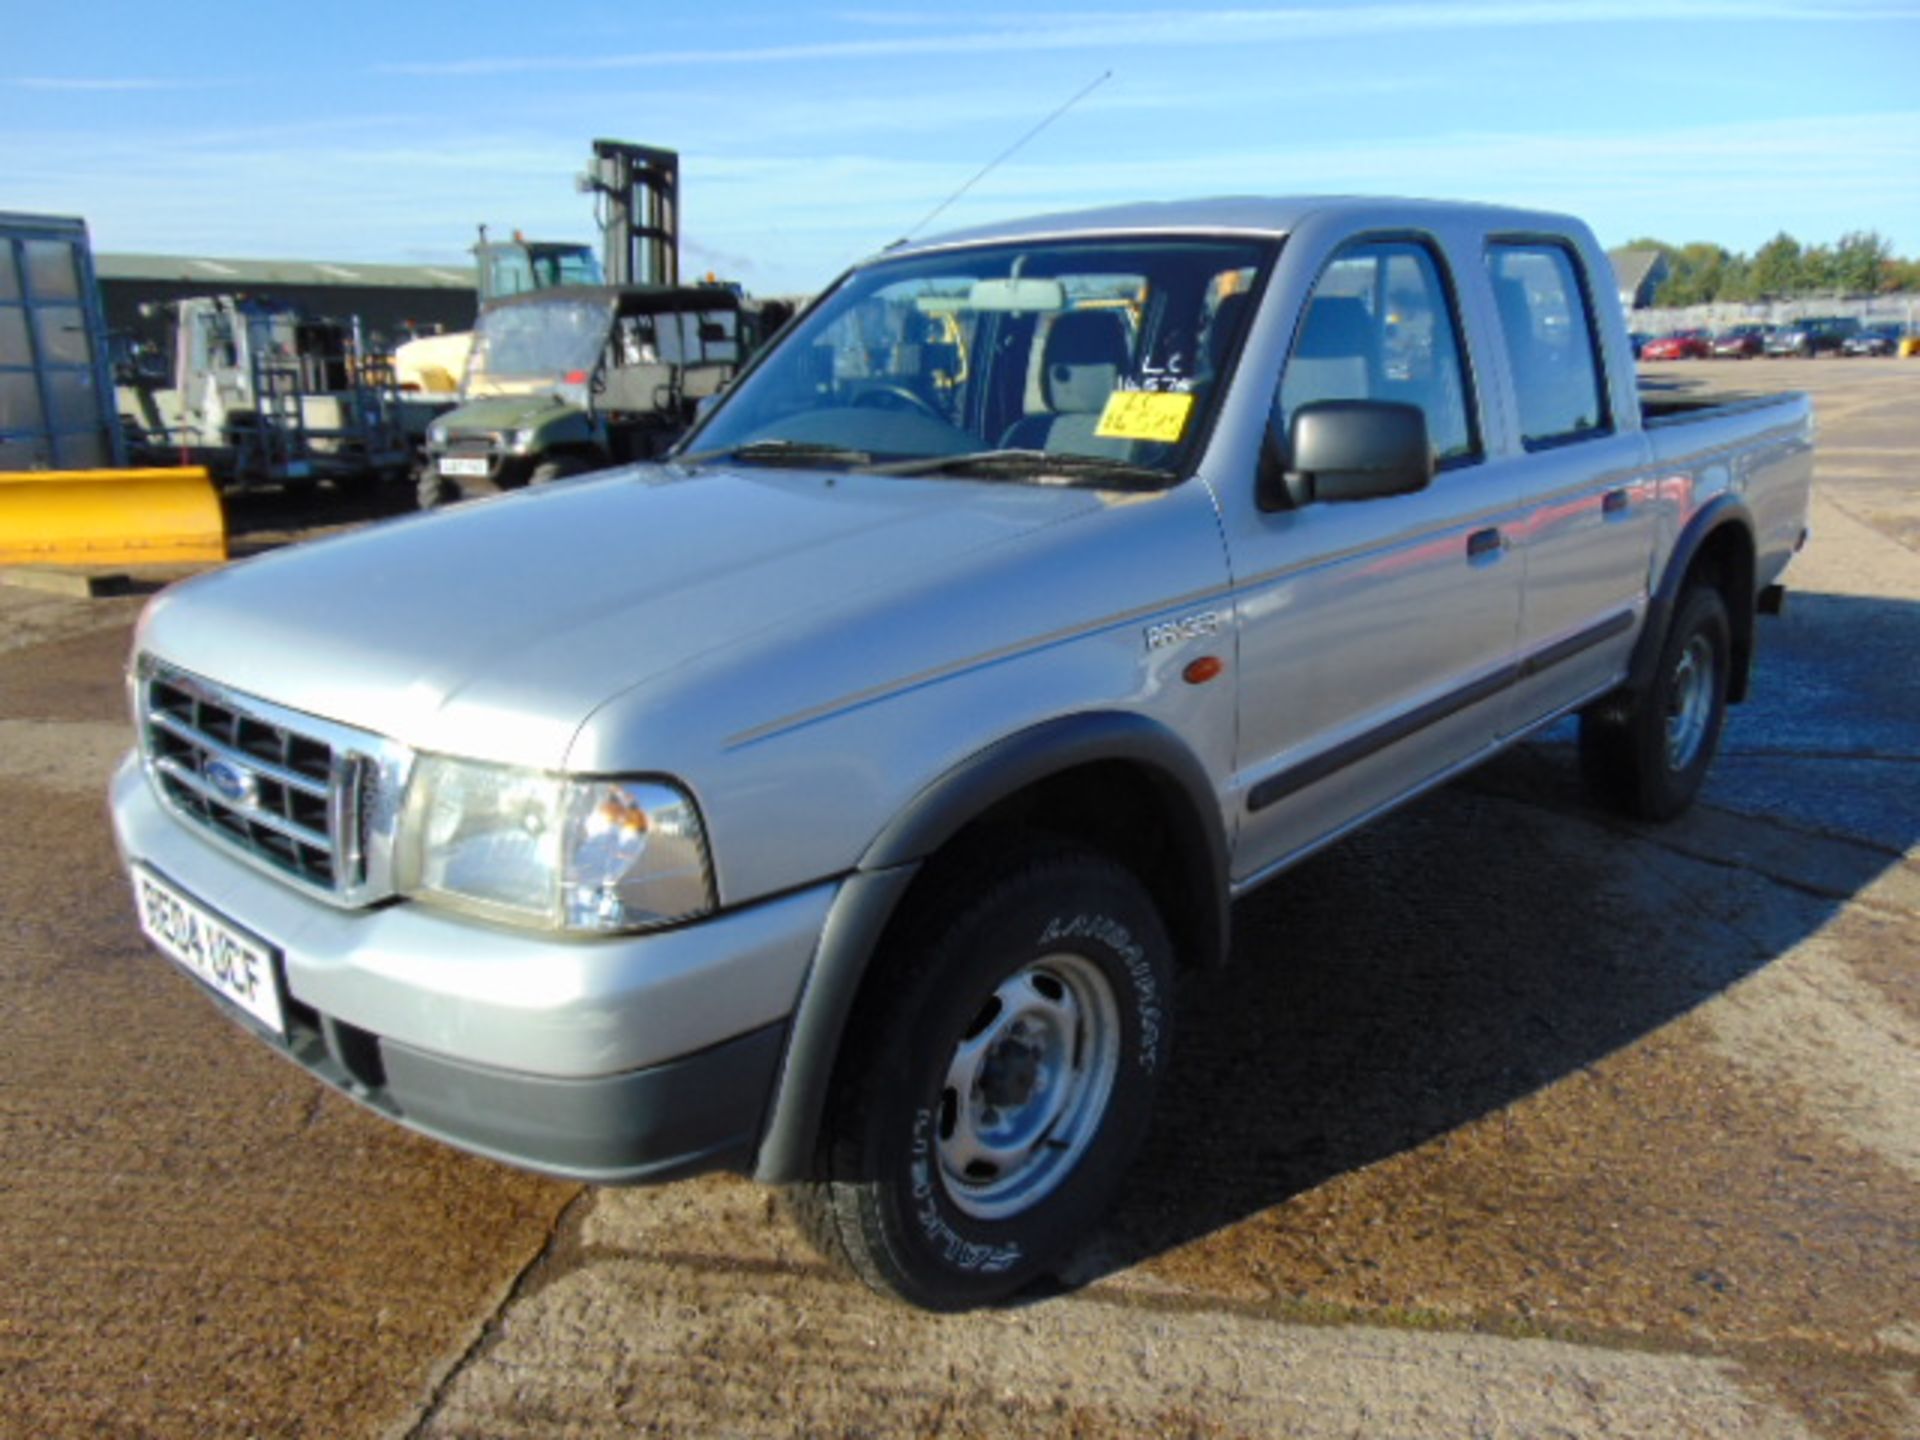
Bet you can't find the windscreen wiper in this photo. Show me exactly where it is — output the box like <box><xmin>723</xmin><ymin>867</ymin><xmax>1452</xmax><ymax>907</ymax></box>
<box><xmin>674</xmin><ymin>439</ymin><xmax>874</xmax><ymax>468</ymax></box>
<box><xmin>867</xmin><ymin>448</ymin><xmax>1174</xmax><ymax>488</ymax></box>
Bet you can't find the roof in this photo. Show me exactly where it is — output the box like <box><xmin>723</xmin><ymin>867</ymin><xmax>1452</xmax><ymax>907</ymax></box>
<box><xmin>897</xmin><ymin>195</ymin><xmax>1585</xmax><ymax>258</ymax></box>
<box><xmin>0</xmin><ymin>211</ymin><xmax>88</xmax><ymax>237</ymax></box>
<box><xmin>95</xmin><ymin>252</ymin><xmax>474</xmax><ymax>290</ymax></box>
<box><xmin>485</xmin><ymin>283</ymin><xmax>742</xmax><ymax>313</ymax></box>
<box><xmin>1607</xmin><ymin>248</ymin><xmax>1669</xmax><ymax>297</ymax></box>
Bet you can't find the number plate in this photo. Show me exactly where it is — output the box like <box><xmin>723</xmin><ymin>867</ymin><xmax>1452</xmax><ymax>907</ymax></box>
<box><xmin>133</xmin><ymin>867</ymin><xmax>285</xmax><ymax>1036</ymax></box>
<box><xmin>439</xmin><ymin>455</ymin><xmax>490</xmax><ymax>477</ymax></box>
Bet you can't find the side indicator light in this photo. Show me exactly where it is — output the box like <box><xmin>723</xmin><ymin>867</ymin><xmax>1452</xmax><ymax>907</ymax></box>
<box><xmin>1183</xmin><ymin>656</ymin><xmax>1225</xmax><ymax>685</ymax></box>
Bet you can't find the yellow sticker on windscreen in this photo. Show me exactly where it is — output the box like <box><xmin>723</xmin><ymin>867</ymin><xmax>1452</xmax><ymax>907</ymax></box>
<box><xmin>1095</xmin><ymin>390</ymin><xmax>1196</xmax><ymax>443</ymax></box>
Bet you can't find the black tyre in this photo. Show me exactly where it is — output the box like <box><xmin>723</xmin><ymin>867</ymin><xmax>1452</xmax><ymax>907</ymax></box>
<box><xmin>1580</xmin><ymin>585</ymin><xmax>1731</xmax><ymax>821</ymax></box>
<box><xmin>791</xmin><ymin>845</ymin><xmax>1174</xmax><ymax>1310</ymax></box>
<box><xmin>529</xmin><ymin>454</ymin><xmax>592</xmax><ymax>486</ymax></box>
<box><xmin>415</xmin><ymin>464</ymin><xmax>458</xmax><ymax>511</ymax></box>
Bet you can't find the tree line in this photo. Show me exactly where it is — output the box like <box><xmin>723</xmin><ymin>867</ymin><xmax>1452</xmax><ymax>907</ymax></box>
<box><xmin>1624</xmin><ymin>231</ymin><xmax>1920</xmax><ymax>305</ymax></box>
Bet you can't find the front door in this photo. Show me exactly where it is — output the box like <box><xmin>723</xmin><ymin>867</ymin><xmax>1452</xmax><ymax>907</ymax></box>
<box><xmin>1224</xmin><ymin>236</ymin><xmax>1525</xmax><ymax>881</ymax></box>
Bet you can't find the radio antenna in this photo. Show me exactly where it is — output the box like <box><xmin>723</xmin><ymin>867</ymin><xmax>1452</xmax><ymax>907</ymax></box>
<box><xmin>895</xmin><ymin>70</ymin><xmax>1113</xmax><ymax>245</ymax></box>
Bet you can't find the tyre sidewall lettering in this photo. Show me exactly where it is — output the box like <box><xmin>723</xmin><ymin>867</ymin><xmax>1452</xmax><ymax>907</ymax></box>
<box><xmin>907</xmin><ymin>1107</ymin><xmax>1022</xmax><ymax>1274</ymax></box>
<box><xmin>878</xmin><ymin>884</ymin><xmax>1171</xmax><ymax>1290</ymax></box>
<box><xmin>1038</xmin><ymin>911</ymin><xmax>1164</xmax><ymax>1074</ymax></box>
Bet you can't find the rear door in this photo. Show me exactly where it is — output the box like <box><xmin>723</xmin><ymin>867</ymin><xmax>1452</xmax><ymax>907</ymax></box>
<box><xmin>1484</xmin><ymin>238</ymin><xmax>1658</xmax><ymax>732</ymax></box>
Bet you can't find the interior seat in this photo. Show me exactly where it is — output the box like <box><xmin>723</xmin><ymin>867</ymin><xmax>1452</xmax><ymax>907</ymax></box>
<box><xmin>1001</xmin><ymin>309</ymin><xmax>1133</xmax><ymax>456</ymax></box>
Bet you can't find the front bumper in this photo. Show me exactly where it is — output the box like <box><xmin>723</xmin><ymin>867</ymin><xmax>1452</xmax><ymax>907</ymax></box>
<box><xmin>110</xmin><ymin>753</ymin><xmax>835</xmax><ymax>1182</ymax></box>
<box><xmin>431</xmin><ymin>441</ymin><xmax>521</xmax><ymax>490</ymax></box>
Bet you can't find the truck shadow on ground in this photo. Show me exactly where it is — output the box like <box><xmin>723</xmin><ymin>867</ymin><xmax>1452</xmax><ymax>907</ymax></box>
<box><xmin>1059</xmin><ymin>588</ymin><xmax>1918</xmax><ymax>1295</ymax></box>
<box><xmin>222</xmin><ymin>479</ymin><xmax>420</xmax><ymax>558</ymax></box>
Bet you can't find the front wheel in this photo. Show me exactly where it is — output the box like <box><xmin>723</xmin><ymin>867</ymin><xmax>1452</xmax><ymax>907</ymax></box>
<box><xmin>1580</xmin><ymin>584</ymin><xmax>1731</xmax><ymax>821</ymax></box>
<box><xmin>415</xmin><ymin>464</ymin><xmax>458</xmax><ymax>511</ymax></box>
<box><xmin>529</xmin><ymin>454</ymin><xmax>594</xmax><ymax>486</ymax></box>
<box><xmin>790</xmin><ymin>846</ymin><xmax>1174</xmax><ymax>1310</ymax></box>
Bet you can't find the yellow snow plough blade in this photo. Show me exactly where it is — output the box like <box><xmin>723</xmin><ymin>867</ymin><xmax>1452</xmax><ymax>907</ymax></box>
<box><xmin>0</xmin><ymin>468</ymin><xmax>227</xmax><ymax>568</ymax></box>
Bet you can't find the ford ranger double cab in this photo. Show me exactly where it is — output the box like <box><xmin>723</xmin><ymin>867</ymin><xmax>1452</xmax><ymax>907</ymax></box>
<box><xmin>112</xmin><ymin>198</ymin><xmax>1813</xmax><ymax>1310</ymax></box>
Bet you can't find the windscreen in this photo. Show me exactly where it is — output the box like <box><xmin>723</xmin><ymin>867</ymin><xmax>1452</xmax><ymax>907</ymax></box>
<box><xmin>466</xmin><ymin>299</ymin><xmax>612</xmax><ymax>391</ymax></box>
<box><xmin>682</xmin><ymin>235</ymin><xmax>1277</xmax><ymax>478</ymax></box>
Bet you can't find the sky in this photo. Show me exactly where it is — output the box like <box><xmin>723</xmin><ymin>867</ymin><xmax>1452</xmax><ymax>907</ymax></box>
<box><xmin>5</xmin><ymin>1</ymin><xmax>1918</xmax><ymax>295</ymax></box>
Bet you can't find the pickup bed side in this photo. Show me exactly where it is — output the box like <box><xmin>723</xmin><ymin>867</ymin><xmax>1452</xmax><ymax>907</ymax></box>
<box><xmin>1633</xmin><ymin>395</ymin><xmax>1814</xmax><ymax>702</ymax></box>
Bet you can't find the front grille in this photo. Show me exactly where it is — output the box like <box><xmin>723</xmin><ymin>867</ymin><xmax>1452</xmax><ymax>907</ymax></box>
<box><xmin>137</xmin><ymin>661</ymin><xmax>410</xmax><ymax>904</ymax></box>
<box><xmin>144</xmin><ymin>671</ymin><xmax>351</xmax><ymax>889</ymax></box>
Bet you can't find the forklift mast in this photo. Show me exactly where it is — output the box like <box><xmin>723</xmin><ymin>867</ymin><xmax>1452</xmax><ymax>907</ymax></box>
<box><xmin>581</xmin><ymin>140</ymin><xmax>679</xmax><ymax>288</ymax></box>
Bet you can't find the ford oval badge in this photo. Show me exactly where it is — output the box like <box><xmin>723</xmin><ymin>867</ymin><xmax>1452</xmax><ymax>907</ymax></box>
<box><xmin>204</xmin><ymin>757</ymin><xmax>257</xmax><ymax>807</ymax></box>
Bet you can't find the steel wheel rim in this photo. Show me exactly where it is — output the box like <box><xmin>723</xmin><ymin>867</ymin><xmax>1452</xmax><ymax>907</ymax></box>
<box><xmin>936</xmin><ymin>953</ymin><xmax>1122</xmax><ymax>1221</ymax></box>
<box><xmin>1665</xmin><ymin>633</ymin><xmax>1715</xmax><ymax>771</ymax></box>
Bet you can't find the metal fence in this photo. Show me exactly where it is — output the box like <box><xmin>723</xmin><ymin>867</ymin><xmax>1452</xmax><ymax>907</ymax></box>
<box><xmin>1630</xmin><ymin>294</ymin><xmax>1920</xmax><ymax>334</ymax></box>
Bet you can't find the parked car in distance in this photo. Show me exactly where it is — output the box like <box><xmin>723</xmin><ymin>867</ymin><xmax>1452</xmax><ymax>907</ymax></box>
<box><xmin>1766</xmin><ymin>316</ymin><xmax>1859</xmax><ymax>357</ymax></box>
<box><xmin>1842</xmin><ymin>323</ymin><xmax>1902</xmax><ymax>357</ymax></box>
<box><xmin>1641</xmin><ymin>329</ymin><xmax>1711</xmax><ymax>360</ymax></box>
<box><xmin>1710</xmin><ymin>324</ymin><xmax>1769</xmax><ymax>359</ymax></box>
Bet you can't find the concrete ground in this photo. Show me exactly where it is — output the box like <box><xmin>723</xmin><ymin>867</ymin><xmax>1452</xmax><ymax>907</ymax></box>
<box><xmin>1</xmin><ymin>358</ymin><xmax>1914</xmax><ymax>1438</ymax></box>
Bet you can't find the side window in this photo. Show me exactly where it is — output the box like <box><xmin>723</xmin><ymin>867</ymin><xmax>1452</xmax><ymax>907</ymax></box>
<box><xmin>1277</xmin><ymin>240</ymin><xmax>1476</xmax><ymax>466</ymax></box>
<box><xmin>1486</xmin><ymin>242</ymin><xmax>1609</xmax><ymax>447</ymax></box>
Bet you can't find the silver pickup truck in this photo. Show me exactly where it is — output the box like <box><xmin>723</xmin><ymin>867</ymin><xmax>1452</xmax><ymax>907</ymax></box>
<box><xmin>111</xmin><ymin>197</ymin><xmax>1813</xmax><ymax>1310</ymax></box>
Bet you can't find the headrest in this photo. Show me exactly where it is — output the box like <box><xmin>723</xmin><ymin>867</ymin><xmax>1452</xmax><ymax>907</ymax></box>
<box><xmin>1043</xmin><ymin>309</ymin><xmax>1130</xmax><ymax>413</ymax></box>
<box><xmin>1293</xmin><ymin>295</ymin><xmax>1374</xmax><ymax>360</ymax></box>
<box><xmin>1492</xmin><ymin>276</ymin><xmax>1536</xmax><ymax>342</ymax></box>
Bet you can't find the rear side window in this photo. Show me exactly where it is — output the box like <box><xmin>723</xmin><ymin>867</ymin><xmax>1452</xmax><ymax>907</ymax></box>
<box><xmin>1277</xmin><ymin>239</ymin><xmax>1477</xmax><ymax>467</ymax></box>
<box><xmin>1486</xmin><ymin>242</ymin><xmax>1609</xmax><ymax>447</ymax></box>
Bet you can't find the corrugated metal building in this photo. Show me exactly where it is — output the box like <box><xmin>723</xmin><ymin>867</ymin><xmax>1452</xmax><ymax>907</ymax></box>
<box><xmin>95</xmin><ymin>252</ymin><xmax>477</xmax><ymax>353</ymax></box>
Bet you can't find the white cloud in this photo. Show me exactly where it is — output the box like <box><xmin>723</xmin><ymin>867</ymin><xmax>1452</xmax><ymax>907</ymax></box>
<box><xmin>13</xmin><ymin>76</ymin><xmax>201</xmax><ymax>92</ymax></box>
<box><xmin>8</xmin><ymin>96</ymin><xmax>1914</xmax><ymax>293</ymax></box>
<box><xmin>380</xmin><ymin>2</ymin><xmax>1920</xmax><ymax>78</ymax></box>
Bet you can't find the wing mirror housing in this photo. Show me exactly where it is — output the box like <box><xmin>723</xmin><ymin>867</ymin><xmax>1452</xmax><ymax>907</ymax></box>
<box><xmin>1258</xmin><ymin>399</ymin><xmax>1435</xmax><ymax>511</ymax></box>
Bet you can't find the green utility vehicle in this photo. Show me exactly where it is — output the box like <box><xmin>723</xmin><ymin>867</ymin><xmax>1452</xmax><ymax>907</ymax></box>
<box><xmin>419</xmin><ymin>283</ymin><xmax>747</xmax><ymax>506</ymax></box>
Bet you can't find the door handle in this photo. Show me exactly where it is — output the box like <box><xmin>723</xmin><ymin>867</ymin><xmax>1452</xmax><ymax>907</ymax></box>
<box><xmin>1466</xmin><ymin>527</ymin><xmax>1504</xmax><ymax>560</ymax></box>
<box><xmin>1602</xmin><ymin>488</ymin><xmax>1630</xmax><ymax>516</ymax></box>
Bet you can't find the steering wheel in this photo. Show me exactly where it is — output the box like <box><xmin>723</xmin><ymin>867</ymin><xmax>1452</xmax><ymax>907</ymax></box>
<box><xmin>851</xmin><ymin>384</ymin><xmax>943</xmax><ymax>421</ymax></box>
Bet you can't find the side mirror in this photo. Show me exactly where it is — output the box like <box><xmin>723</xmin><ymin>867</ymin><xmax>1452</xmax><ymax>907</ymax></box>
<box><xmin>1258</xmin><ymin>399</ymin><xmax>1434</xmax><ymax>511</ymax></box>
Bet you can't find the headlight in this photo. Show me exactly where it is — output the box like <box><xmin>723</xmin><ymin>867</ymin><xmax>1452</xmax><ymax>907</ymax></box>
<box><xmin>426</xmin><ymin>422</ymin><xmax>448</xmax><ymax>447</ymax></box>
<box><xmin>510</xmin><ymin>427</ymin><xmax>537</xmax><ymax>453</ymax></box>
<box><xmin>397</xmin><ymin>756</ymin><xmax>713</xmax><ymax>933</ymax></box>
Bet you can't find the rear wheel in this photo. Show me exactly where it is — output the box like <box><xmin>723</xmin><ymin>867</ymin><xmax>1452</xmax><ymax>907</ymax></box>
<box><xmin>789</xmin><ymin>845</ymin><xmax>1173</xmax><ymax>1310</ymax></box>
<box><xmin>1580</xmin><ymin>584</ymin><xmax>1731</xmax><ymax>821</ymax></box>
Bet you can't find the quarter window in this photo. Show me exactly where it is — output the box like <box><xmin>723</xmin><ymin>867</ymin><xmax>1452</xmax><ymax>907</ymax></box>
<box><xmin>1277</xmin><ymin>240</ymin><xmax>1477</xmax><ymax>467</ymax></box>
<box><xmin>1487</xmin><ymin>242</ymin><xmax>1609</xmax><ymax>447</ymax></box>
